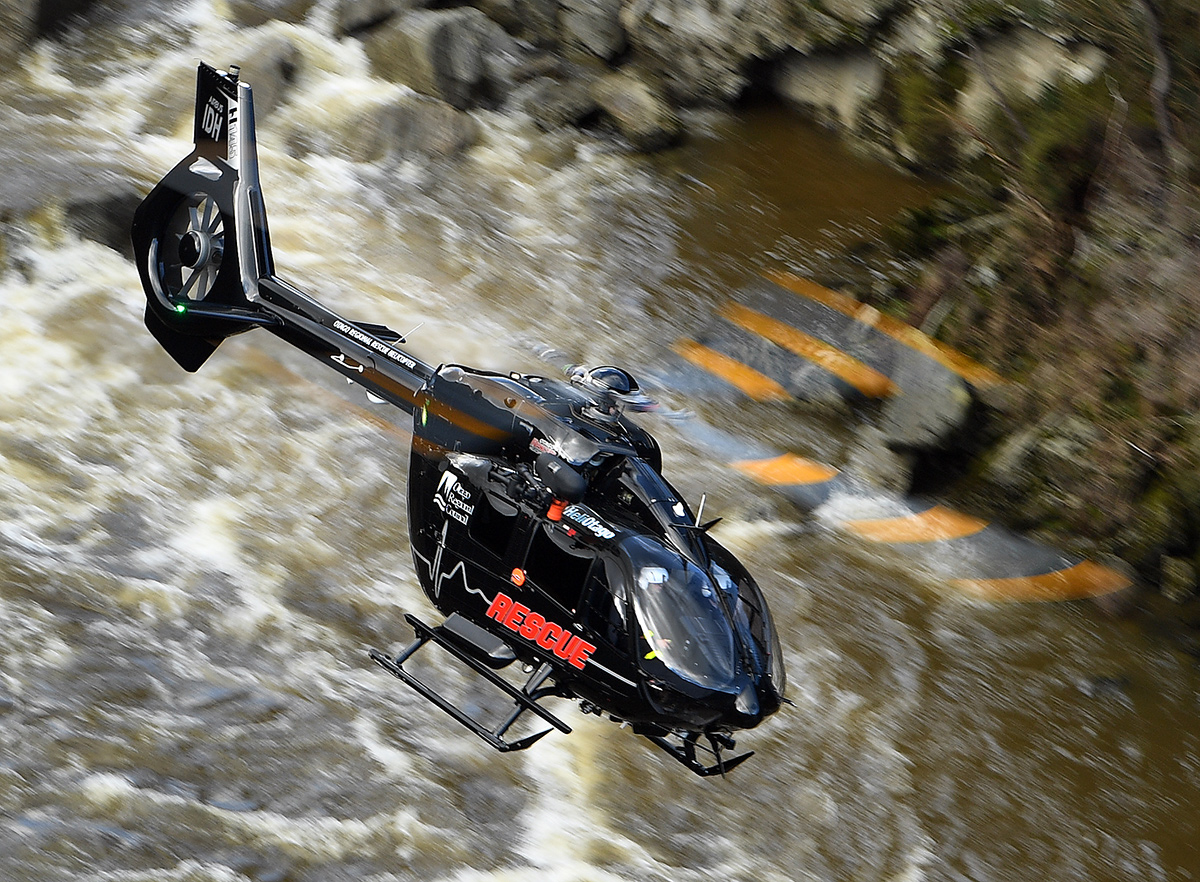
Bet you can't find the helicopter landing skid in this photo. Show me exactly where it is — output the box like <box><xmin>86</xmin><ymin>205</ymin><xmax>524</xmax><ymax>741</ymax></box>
<box><xmin>369</xmin><ymin>613</ymin><xmax>573</xmax><ymax>753</ymax></box>
<box><xmin>639</xmin><ymin>728</ymin><xmax>754</xmax><ymax>778</ymax></box>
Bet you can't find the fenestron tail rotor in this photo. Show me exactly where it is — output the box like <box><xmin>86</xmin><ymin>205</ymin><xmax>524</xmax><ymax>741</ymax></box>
<box><xmin>152</xmin><ymin>192</ymin><xmax>225</xmax><ymax>304</ymax></box>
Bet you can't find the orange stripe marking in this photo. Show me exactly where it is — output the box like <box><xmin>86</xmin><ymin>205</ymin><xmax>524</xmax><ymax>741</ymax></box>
<box><xmin>843</xmin><ymin>505</ymin><xmax>988</xmax><ymax>543</ymax></box>
<box><xmin>721</xmin><ymin>301</ymin><xmax>896</xmax><ymax>398</ymax></box>
<box><xmin>673</xmin><ymin>339</ymin><xmax>790</xmax><ymax>402</ymax></box>
<box><xmin>765</xmin><ymin>270</ymin><xmax>1004</xmax><ymax>388</ymax></box>
<box><xmin>732</xmin><ymin>453</ymin><xmax>839</xmax><ymax>486</ymax></box>
<box><xmin>951</xmin><ymin>561</ymin><xmax>1133</xmax><ymax>602</ymax></box>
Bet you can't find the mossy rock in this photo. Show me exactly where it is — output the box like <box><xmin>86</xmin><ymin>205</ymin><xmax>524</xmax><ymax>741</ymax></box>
<box><xmin>878</xmin><ymin>53</ymin><xmax>964</xmax><ymax>172</ymax></box>
<box><xmin>1123</xmin><ymin>480</ymin><xmax>1190</xmax><ymax>570</ymax></box>
<box><xmin>1014</xmin><ymin>77</ymin><xmax>1113</xmax><ymax>218</ymax></box>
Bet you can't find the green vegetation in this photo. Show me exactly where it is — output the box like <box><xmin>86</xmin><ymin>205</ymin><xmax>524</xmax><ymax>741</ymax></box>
<box><xmin>885</xmin><ymin>53</ymin><xmax>966</xmax><ymax>173</ymax></box>
<box><xmin>864</xmin><ymin>2</ymin><xmax>1200</xmax><ymax>589</ymax></box>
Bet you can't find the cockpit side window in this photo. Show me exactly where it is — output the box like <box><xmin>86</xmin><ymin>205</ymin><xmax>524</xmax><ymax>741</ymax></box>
<box><xmin>589</xmin><ymin>457</ymin><xmax>677</xmax><ymax>538</ymax></box>
<box><xmin>607</xmin><ymin>483</ymin><xmax>662</xmax><ymax>536</ymax></box>
<box><xmin>582</xmin><ymin>561</ymin><xmax>628</xmax><ymax>655</ymax></box>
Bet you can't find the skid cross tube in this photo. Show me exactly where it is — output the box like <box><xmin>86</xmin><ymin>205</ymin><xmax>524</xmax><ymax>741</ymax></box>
<box><xmin>642</xmin><ymin>729</ymin><xmax>755</xmax><ymax>778</ymax></box>
<box><xmin>369</xmin><ymin>614</ymin><xmax>572</xmax><ymax>752</ymax></box>
<box><xmin>494</xmin><ymin>662</ymin><xmax>557</xmax><ymax>738</ymax></box>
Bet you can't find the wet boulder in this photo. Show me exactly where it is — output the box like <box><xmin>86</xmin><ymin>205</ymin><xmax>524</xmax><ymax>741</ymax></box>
<box><xmin>981</xmin><ymin>415</ymin><xmax>1105</xmax><ymax>496</ymax></box>
<box><xmin>560</xmin><ymin>0</ymin><xmax>625</xmax><ymax>60</ymax></box>
<box><xmin>280</xmin><ymin>89</ymin><xmax>479</xmax><ymax>162</ymax></box>
<box><xmin>67</xmin><ymin>186</ymin><xmax>143</xmax><ymax>258</ymax></box>
<box><xmin>1160</xmin><ymin>556</ymin><xmax>1196</xmax><ymax>603</ymax></box>
<box><xmin>1121</xmin><ymin>421</ymin><xmax>1200</xmax><ymax>580</ymax></box>
<box><xmin>957</xmin><ymin>27</ymin><xmax>1106</xmax><ymax>133</ymax></box>
<box><xmin>823</xmin><ymin>0</ymin><xmax>896</xmax><ymax>28</ymax></box>
<box><xmin>231</xmin><ymin>31</ymin><xmax>303</xmax><ymax>121</ymax></box>
<box><xmin>846</xmin><ymin>425</ymin><xmax>917</xmax><ymax>494</ymax></box>
<box><xmin>226</xmin><ymin>0</ymin><xmax>315</xmax><ymax>28</ymax></box>
<box><xmin>1075</xmin><ymin>675</ymin><xmax>1132</xmax><ymax>705</ymax></box>
<box><xmin>589</xmin><ymin>70</ymin><xmax>681</xmax><ymax>151</ymax></box>
<box><xmin>619</xmin><ymin>0</ymin><xmax>795</xmax><ymax>104</ymax></box>
<box><xmin>980</xmin><ymin>424</ymin><xmax>1040</xmax><ymax>496</ymax></box>
<box><xmin>0</xmin><ymin>0</ymin><xmax>35</xmax><ymax>68</ymax></box>
<box><xmin>364</xmin><ymin>7</ymin><xmax>522</xmax><ymax>109</ymax></box>
<box><xmin>879</xmin><ymin>346</ymin><xmax>974</xmax><ymax>453</ymax></box>
<box><xmin>521</xmin><ymin>76</ymin><xmax>598</xmax><ymax>132</ymax></box>
<box><xmin>474</xmin><ymin>0</ymin><xmax>558</xmax><ymax>47</ymax></box>
<box><xmin>359</xmin><ymin>92</ymin><xmax>481</xmax><ymax>161</ymax></box>
<box><xmin>28</xmin><ymin>0</ymin><xmax>96</xmax><ymax>36</ymax></box>
<box><xmin>974</xmin><ymin>412</ymin><xmax>1152</xmax><ymax>554</ymax></box>
<box><xmin>775</xmin><ymin>51</ymin><xmax>884</xmax><ymax>135</ymax></box>
<box><xmin>335</xmin><ymin>0</ymin><xmax>419</xmax><ymax>36</ymax></box>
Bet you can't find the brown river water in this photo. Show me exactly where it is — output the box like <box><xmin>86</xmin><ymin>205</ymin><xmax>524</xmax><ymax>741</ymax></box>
<box><xmin>1</xmin><ymin>7</ymin><xmax>1198</xmax><ymax>882</ymax></box>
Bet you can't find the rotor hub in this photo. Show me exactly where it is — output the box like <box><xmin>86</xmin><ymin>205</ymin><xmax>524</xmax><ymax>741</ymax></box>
<box><xmin>178</xmin><ymin>229</ymin><xmax>210</xmax><ymax>269</ymax></box>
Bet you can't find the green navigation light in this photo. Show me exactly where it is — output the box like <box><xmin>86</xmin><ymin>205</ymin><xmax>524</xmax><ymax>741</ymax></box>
<box><xmin>174</xmin><ymin>302</ymin><xmax>188</xmax><ymax>314</ymax></box>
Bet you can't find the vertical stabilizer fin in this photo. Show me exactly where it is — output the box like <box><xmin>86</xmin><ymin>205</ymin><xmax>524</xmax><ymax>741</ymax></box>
<box><xmin>131</xmin><ymin>62</ymin><xmax>275</xmax><ymax>372</ymax></box>
<box><xmin>193</xmin><ymin>62</ymin><xmax>240</xmax><ymax>161</ymax></box>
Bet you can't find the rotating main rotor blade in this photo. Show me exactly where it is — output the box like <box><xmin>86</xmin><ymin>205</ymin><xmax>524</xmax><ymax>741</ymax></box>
<box><xmin>642</xmin><ymin>272</ymin><xmax>1131</xmax><ymax>603</ymax></box>
<box><xmin>664</xmin><ymin>403</ymin><xmax>1131</xmax><ymax>603</ymax></box>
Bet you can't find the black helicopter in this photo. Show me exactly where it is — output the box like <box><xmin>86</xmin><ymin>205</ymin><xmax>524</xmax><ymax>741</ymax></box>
<box><xmin>131</xmin><ymin>63</ymin><xmax>786</xmax><ymax>777</ymax></box>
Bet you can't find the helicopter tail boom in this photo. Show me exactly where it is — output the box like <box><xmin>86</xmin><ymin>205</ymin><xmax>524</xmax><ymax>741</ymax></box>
<box><xmin>131</xmin><ymin>62</ymin><xmax>435</xmax><ymax>409</ymax></box>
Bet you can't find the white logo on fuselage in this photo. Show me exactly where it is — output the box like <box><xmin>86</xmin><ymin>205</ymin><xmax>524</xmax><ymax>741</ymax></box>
<box><xmin>434</xmin><ymin>471</ymin><xmax>475</xmax><ymax>525</ymax></box>
<box><xmin>562</xmin><ymin>504</ymin><xmax>615</xmax><ymax>539</ymax></box>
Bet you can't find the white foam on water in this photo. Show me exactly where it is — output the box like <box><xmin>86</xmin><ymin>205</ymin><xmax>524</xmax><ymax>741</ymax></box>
<box><xmin>442</xmin><ymin>865</ymin><xmax>632</xmax><ymax>882</ymax></box>
<box><xmin>0</xmin><ymin>594</ymin><xmax>77</xmax><ymax>683</ymax></box>
<box><xmin>707</xmin><ymin>516</ymin><xmax>801</xmax><ymax>551</ymax></box>
<box><xmin>351</xmin><ymin>714</ymin><xmax>415</xmax><ymax>778</ymax></box>
<box><xmin>814</xmin><ymin>485</ymin><xmax>914</xmax><ymax>525</ymax></box>
<box><xmin>78</xmin><ymin>771</ymin><xmax>422</xmax><ymax>864</ymax></box>
<box><xmin>0</xmin><ymin>242</ymin><xmax>139</xmax><ymax>401</ymax></box>
<box><xmin>174</xmin><ymin>496</ymin><xmax>248</xmax><ymax>575</ymax></box>
<box><xmin>80</xmin><ymin>859</ymin><xmax>253</xmax><ymax>882</ymax></box>
<box><xmin>515</xmin><ymin>718</ymin><xmax>651</xmax><ymax>872</ymax></box>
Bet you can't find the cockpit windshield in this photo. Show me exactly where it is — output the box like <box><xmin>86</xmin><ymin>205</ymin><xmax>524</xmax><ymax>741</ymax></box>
<box><xmin>622</xmin><ymin>535</ymin><xmax>738</xmax><ymax>691</ymax></box>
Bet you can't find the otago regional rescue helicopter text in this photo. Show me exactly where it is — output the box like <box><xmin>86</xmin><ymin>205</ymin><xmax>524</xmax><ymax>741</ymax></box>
<box><xmin>131</xmin><ymin>63</ymin><xmax>786</xmax><ymax>776</ymax></box>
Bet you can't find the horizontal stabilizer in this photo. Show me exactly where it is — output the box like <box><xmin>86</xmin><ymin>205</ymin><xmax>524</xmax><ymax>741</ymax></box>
<box><xmin>351</xmin><ymin>321</ymin><xmax>405</xmax><ymax>343</ymax></box>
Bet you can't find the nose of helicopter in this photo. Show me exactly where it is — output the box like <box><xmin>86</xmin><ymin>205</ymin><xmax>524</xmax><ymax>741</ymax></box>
<box><xmin>719</xmin><ymin>681</ymin><xmax>765</xmax><ymax>731</ymax></box>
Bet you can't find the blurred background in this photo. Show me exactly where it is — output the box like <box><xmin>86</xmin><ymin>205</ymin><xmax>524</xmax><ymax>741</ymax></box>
<box><xmin>2</xmin><ymin>1</ymin><xmax>1199</xmax><ymax>880</ymax></box>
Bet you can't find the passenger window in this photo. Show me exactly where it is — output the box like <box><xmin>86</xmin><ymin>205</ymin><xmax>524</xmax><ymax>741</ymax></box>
<box><xmin>522</xmin><ymin>524</ymin><xmax>593</xmax><ymax>613</ymax></box>
<box><xmin>468</xmin><ymin>492</ymin><xmax>518</xmax><ymax>559</ymax></box>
